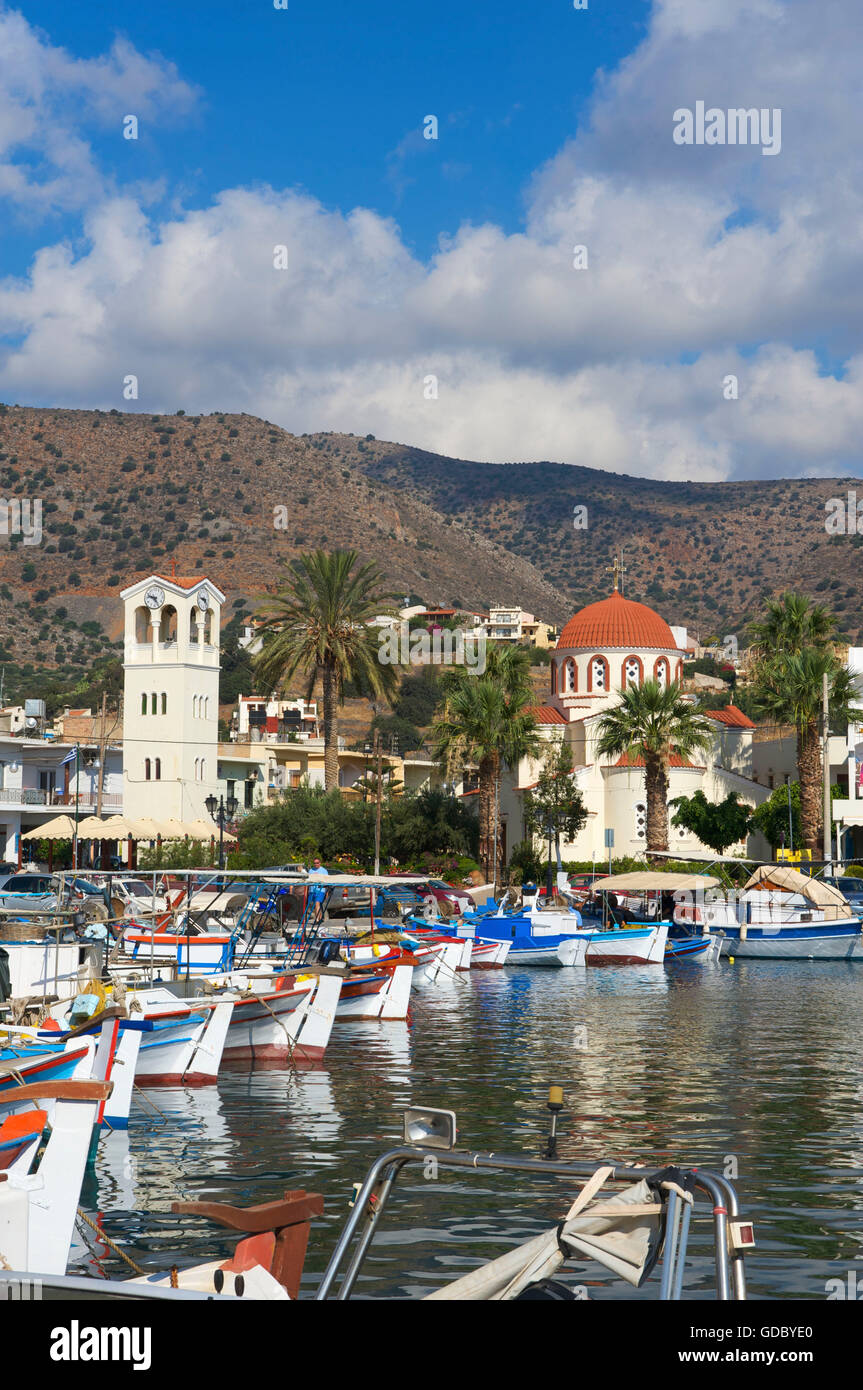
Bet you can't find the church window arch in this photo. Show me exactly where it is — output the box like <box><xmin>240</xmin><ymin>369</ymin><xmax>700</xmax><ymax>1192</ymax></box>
<box><xmin>655</xmin><ymin>657</ymin><xmax>670</xmax><ymax>690</ymax></box>
<box><xmin>588</xmin><ymin>655</ymin><xmax>609</xmax><ymax>693</ymax></box>
<box><xmin>622</xmin><ymin>656</ymin><xmax>642</xmax><ymax>688</ymax></box>
<box><xmin>150</xmin><ymin>692</ymin><xmax>157</xmax><ymax>715</ymax></box>
<box><xmin>141</xmin><ymin>693</ymin><xmax>147</xmax><ymax>716</ymax></box>
<box><xmin>550</xmin><ymin>661</ymin><xmax>557</xmax><ymax>696</ymax></box>
<box><xmin>145</xmin><ymin>758</ymin><xmax>151</xmax><ymax>781</ymax></box>
<box><xmin>161</xmin><ymin>692</ymin><xmax>167</xmax><ymax>715</ymax></box>
<box><xmin>565</xmin><ymin>659</ymin><xmax>577</xmax><ymax>693</ymax></box>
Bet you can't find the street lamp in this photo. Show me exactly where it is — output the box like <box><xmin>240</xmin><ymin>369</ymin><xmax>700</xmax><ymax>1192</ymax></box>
<box><xmin>205</xmin><ymin>793</ymin><xmax>239</xmax><ymax>870</ymax></box>
<box><xmin>363</xmin><ymin>739</ymin><xmax>373</xmax><ymax>803</ymax></box>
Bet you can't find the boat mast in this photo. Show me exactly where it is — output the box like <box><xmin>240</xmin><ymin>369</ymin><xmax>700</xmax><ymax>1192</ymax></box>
<box><xmin>822</xmin><ymin>671</ymin><xmax>831</xmax><ymax>869</ymax></box>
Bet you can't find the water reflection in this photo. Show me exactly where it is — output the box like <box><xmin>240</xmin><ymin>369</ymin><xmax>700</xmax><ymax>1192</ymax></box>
<box><xmin>71</xmin><ymin>962</ymin><xmax>863</xmax><ymax>1299</ymax></box>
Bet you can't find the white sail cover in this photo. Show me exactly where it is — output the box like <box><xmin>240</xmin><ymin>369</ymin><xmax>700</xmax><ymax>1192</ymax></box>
<box><xmin>424</xmin><ymin>1174</ymin><xmax>661</xmax><ymax>1300</ymax></box>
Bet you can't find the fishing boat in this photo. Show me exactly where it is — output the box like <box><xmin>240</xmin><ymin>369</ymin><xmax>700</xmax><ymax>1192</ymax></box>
<box><xmin>0</xmin><ymin>1014</ymin><xmax>143</xmax><ymax>1129</ymax></box>
<box><xmin>456</xmin><ymin>902</ymin><xmax>589</xmax><ymax>966</ymax></box>
<box><xmin>674</xmin><ymin>864</ymin><xmax>863</xmax><ymax>959</ymax></box>
<box><xmin>47</xmin><ymin>989</ymin><xmax>234</xmax><ymax>1087</ymax></box>
<box><xmin>576</xmin><ymin>871</ymin><xmax>720</xmax><ymax>964</ymax></box>
<box><xmin>0</xmin><ymin>1078</ymin><xmax>113</xmax><ymax>1277</ymax></box>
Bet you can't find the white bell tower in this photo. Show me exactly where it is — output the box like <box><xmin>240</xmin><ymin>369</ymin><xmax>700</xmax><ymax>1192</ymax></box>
<box><xmin>121</xmin><ymin>573</ymin><xmax>225</xmax><ymax>823</ymax></box>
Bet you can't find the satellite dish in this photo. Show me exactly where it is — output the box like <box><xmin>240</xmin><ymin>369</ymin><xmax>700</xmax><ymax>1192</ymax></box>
<box><xmin>25</xmin><ymin>717</ymin><xmax>38</xmax><ymax>728</ymax></box>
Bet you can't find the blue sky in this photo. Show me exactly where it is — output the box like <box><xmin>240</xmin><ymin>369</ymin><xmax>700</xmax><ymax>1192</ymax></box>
<box><xmin>0</xmin><ymin>0</ymin><xmax>861</xmax><ymax>481</ymax></box>
<box><xmin>9</xmin><ymin>0</ymin><xmax>649</xmax><ymax>262</ymax></box>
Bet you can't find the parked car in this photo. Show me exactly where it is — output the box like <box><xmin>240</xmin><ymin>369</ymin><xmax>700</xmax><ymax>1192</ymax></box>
<box><xmin>351</xmin><ymin>886</ymin><xmax>425</xmax><ymax>919</ymax></box>
<box><xmin>0</xmin><ymin>873</ymin><xmax>106</xmax><ymax>919</ymax></box>
<box><xmin>101</xmin><ymin>877</ymin><xmax>169</xmax><ymax>917</ymax></box>
<box><xmin>418</xmin><ymin>879</ymin><xmax>477</xmax><ymax>914</ymax></box>
<box><xmin>327</xmin><ymin>883</ymin><xmax>377</xmax><ymax>917</ymax></box>
<box><xmin>567</xmin><ymin>872</ymin><xmax>610</xmax><ymax>902</ymax></box>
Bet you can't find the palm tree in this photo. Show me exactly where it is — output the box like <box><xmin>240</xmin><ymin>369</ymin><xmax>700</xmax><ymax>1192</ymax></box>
<box><xmin>432</xmin><ymin>644</ymin><xmax>540</xmax><ymax>880</ymax></box>
<box><xmin>751</xmin><ymin>647</ymin><xmax>860</xmax><ymax>854</ymax></box>
<box><xmin>747</xmin><ymin>590</ymin><xmax>837</xmax><ymax>655</ymax></box>
<box><xmin>253</xmin><ymin>550</ymin><xmax>397</xmax><ymax>791</ymax></box>
<box><xmin>747</xmin><ymin>591</ymin><xmax>860</xmax><ymax>852</ymax></box>
<box><xmin>595</xmin><ymin>680</ymin><xmax>715</xmax><ymax>857</ymax></box>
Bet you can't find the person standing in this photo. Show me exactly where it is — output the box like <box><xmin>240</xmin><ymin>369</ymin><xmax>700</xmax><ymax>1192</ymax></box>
<box><xmin>308</xmin><ymin>857</ymin><xmax>329</xmax><ymax>925</ymax></box>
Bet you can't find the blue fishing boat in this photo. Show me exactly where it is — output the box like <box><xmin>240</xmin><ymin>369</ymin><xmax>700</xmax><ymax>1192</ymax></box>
<box><xmin>673</xmin><ymin>865</ymin><xmax>863</xmax><ymax>960</ymax></box>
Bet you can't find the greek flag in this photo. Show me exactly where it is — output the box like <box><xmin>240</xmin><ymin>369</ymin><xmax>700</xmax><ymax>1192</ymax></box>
<box><xmin>59</xmin><ymin>747</ymin><xmax>78</xmax><ymax>767</ymax></box>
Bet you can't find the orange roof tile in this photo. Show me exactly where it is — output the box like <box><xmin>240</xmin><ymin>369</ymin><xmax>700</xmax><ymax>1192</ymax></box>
<box><xmin>704</xmin><ymin>704</ymin><xmax>755</xmax><ymax>728</ymax></box>
<box><xmin>528</xmin><ymin>705</ymin><xmax>567</xmax><ymax>725</ymax></box>
<box><xmin>614</xmin><ymin>752</ymin><xmax>702</xmax><ymax>769</ymax></box>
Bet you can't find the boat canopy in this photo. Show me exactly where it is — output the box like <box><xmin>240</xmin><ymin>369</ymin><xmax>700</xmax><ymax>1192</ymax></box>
<box><xmin>743</xmin><ymin>864</ymin><xmax>850</xmax><ymax>913</ymax></box>
<box><xmin>592</xmin><ymin>872</ymin><xmax>721</xmax><ymax>893</ymax></box>
<box><xmin>424</xmin><ymin>1168</ymin><xmax>662</xmax><ymax>1299</ymax></box>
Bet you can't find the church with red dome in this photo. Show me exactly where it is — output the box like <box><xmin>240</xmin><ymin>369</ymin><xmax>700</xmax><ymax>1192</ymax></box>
<box><xmin>498</xmin><ymin>578</ymin><xmax>767</xmax><ymax>865</ymax></box>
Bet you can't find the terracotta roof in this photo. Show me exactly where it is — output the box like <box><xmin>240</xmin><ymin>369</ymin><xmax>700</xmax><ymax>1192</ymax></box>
<box><xmin>614</xmin><ymin>752</ymin><xmax>702</xmax><ymax>769</ymax></box>
<box><xmin>557</xmin><ymin>589</ymin><xmax>677</xmax><ymax>652</ymax></box>
<box><xmin>153</xmin><ymin>575</ymin><xmax>210</xmax><ymax>591</ymax></box>
<box><xmin>528</xmin><ymin>705</ymin><xmax>567</xmax><ymax>725</ymax></box>
<box><xmin>704</xmin><ymin>704</ymin><xmax>755</xmax><ymax>729</ymax></box>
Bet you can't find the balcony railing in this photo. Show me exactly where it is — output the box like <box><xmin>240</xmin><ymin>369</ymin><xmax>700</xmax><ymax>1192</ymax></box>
<box><xmin>0</xmin><ymin>789</ymin><xmax>123</xmax><ymax>809</ymax></box>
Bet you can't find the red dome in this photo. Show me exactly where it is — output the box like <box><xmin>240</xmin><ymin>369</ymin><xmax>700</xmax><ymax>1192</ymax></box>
<box><xmin>557</xmin><ymin>590</ymin><xmax>676</xmax><ymax>652</ymax></box>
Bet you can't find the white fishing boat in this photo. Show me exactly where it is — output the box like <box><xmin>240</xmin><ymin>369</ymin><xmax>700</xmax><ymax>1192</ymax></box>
<box><xmin>673</xmin><ymin>865</ymin><xmax>863</xmax><ymax>960</ymax></box>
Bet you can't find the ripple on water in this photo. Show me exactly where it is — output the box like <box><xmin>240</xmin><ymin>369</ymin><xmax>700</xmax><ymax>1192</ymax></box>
<box><xmin>74</xmin><ymin>961</ymin><xmax>863</xmax><ymax>1298</ymax></box>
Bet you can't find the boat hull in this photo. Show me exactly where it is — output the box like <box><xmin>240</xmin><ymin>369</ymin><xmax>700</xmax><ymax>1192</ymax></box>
<box><xmin>577</xmin><ymin>924</ymin><xmax>668</xmax><ymax>965</ymax></box>
<box><xmin>221</xmin><ymin>974</ymin><xmax>341</xmax><ymax>1063</ymax></box>
<box><xmin>715</xmin><ymin>925</ymin><xmax>863</xmax><ymax>959</ymax></box>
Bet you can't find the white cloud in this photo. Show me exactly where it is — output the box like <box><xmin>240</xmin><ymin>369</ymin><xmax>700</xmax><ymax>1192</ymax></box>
<box><xmin>0</xmin><ymin>7</ymin><xmax>199</xmax><ymax>212</ymax></box>
<box><xmin>0</xmin><ymin>2</ymin><xmax>861</xmax><ymax>481</ymax></box>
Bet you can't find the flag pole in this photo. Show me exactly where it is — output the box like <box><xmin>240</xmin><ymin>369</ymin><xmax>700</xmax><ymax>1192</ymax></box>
<box><xmin>72</xmin><ymin>743</ymin><xmax>80</xmax><ymax>870</ymax></box>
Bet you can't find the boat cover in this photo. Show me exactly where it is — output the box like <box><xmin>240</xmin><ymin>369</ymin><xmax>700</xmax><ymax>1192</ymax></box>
<box><xmin>592</xmin><ymin>872</ymin><xmax>720</xmax><ymax>893</ymax></box>
<box><xmin>424</xmin><ymin>1169</ymin><xmax>661</xmax><ymax>1299</ymax></box>
<box><xmin>743</xmin><ymin>865</ymin><xmax>851</xmax><ymax>916</ymax></box>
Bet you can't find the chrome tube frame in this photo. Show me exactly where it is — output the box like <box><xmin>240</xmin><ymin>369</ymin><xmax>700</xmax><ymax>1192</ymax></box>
<box><xmin>314</xmin><ymin>1146</ymin><xmax>748</xmax><ymax>1302</ymax></box>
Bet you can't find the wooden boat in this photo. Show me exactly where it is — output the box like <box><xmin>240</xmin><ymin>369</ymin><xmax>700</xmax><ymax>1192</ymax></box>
<box><xmin>0</xmin><ymin>1078</ymin><xmax>113</xmax><ymax>1275</ymax></box>
<box><xmin>674</xmin><ymin>865</ymin><xmax>863</xmax><ymax>959</ymax></box>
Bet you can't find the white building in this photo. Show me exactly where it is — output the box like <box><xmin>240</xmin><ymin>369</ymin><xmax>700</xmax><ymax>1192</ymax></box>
<box><xmin>0</xmin><ymin>736</ymin><xmax>123</xmax><ymax>864</ymax></box>
<box><xmin>474</xmin><ymin>605</ymin><xmax>558</xmax><ymax>648</ymax></box>
<box><xmin>499</xmin><ymin>584</ymin><xmax>768</xmax><ymax>864</ymax></box>
<box><xmin>121</xmin><ymin>572</ymin><xmax>225</xmax><ymax>822</ymax></box>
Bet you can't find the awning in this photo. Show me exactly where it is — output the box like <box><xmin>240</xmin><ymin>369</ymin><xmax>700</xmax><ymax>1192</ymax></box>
<box><xmin>593</xmin><ymin>872</ymin><xmax>721</xmax><ymax>893</ymax></box>
<box><xmin>74</xmin><ymin>814</ymin><xmax>132</xmax><ymax>839</ymax></box>
<box><xmin>21</xmin><ymin>814</ymin><xmax>80</xmax><ymax>841</ymax></box>
<box><xmin>167</xmin><ymin>818</ymin><xmax>238</xmax><ymax>843</ymax></box>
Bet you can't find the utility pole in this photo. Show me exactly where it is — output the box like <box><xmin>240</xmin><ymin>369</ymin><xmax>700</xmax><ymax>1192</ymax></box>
<box><xmin>823</xmin><ymin>671</ymin><xmax>832</xmax><ymax>868</ymax></box>
<box><xmin>374</xmin><ymin>730</ymin><xmax>382</xmax><ymax>875</ymax></box>
<box><xmin>96</xmin><ymin>691</ymin><xmax>108</xmax><ymax>819</ymax></box>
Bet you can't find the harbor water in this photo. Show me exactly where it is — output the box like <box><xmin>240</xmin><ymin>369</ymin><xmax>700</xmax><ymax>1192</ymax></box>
<box><xmin>75</xmin><ymin>960</ymin><xmax>863</xmax><ymax>1299</ymax></box>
